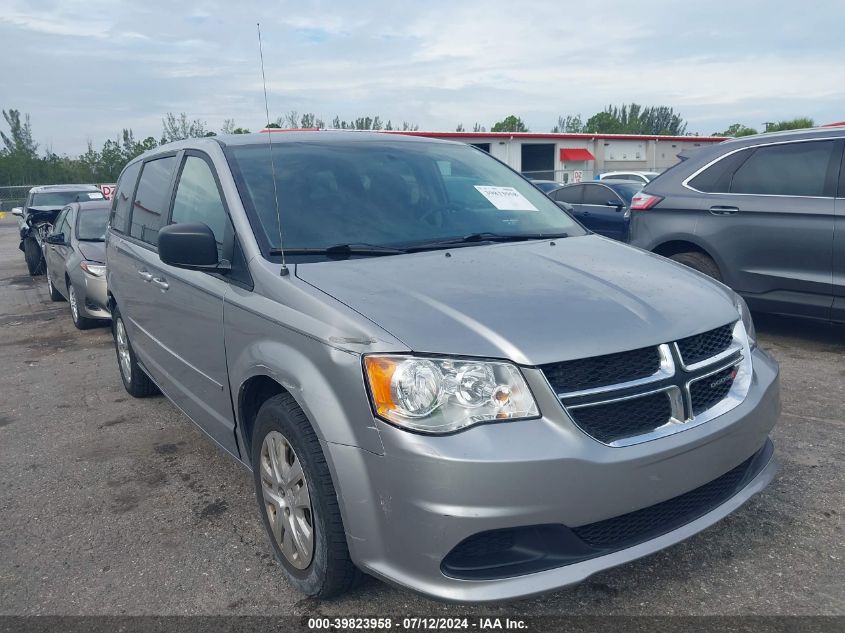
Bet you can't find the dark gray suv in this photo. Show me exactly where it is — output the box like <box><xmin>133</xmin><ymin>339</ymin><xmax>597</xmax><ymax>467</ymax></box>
<box><xmin>628</xmin><ymin>127</ymin><xmax>845</xmax><ymax>322</ymax></box>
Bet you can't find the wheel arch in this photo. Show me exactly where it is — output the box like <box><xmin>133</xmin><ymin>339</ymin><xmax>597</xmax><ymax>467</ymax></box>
<box><xmin>237</xmin><ymin>374</ymin><xmax>291</xmax><ymax>463</ymax></box>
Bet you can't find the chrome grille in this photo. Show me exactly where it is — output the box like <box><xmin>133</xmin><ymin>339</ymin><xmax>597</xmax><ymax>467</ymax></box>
<box><xmin>541</xmin><ymin>346</ymin><xmax>661</xmax><ymax>394</ymax></box>
<box><xmin>568</xmin><ymin>390</ymin><xmax>674</xmax><ymax>444</ymax></box>
<box><xmin>676</xmin><ymin>324</ymin><xmax>733</xmax><ymax>366</ymax></box>
<box><xmin>545</xmin><ymin>321</ymin><xmax>749</xmax><ymax>446</ymax></box>
<box><xmin>689</xmin><ymin>364</ymin><xmax>737</xmax><ymax>415</ymax></box>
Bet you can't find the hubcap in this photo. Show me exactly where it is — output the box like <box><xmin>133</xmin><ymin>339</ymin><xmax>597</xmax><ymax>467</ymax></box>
<box><xmin>69</xmin><ymin>286</ymin><xmax>79</xmax><ymax>322</ymax></box>
<box><xmin>260</xmin><ymin>431</ymin><xmax>314</xmax><ymax>569</ymax></box>
<box><xmin>115</xmin><ymin>319</ymin><xmax>132</xmax><ymax>382</ymax></box>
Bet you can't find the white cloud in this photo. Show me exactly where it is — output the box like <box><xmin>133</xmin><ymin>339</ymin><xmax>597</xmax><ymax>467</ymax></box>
<box><xmin>1</xmin><ymin>0</ymin><xmax>843</xmax><ymax>153</ymax></box>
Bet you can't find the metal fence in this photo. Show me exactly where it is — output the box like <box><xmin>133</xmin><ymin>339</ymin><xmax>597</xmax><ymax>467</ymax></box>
<box><xmin>521</xmin><ymin>169</ymin><xmax>597</xmax><ymax>184</ymax></box>
<box><xmin>0</xmin><ymin>185</ymin><xmax>31</xmax><ymax>211</ymax></box>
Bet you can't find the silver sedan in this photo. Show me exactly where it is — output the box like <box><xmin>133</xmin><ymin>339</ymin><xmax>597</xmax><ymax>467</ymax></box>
<box><xmin>43</xmin><ymin>201</ymin><xmax>111</xmax><ymax>329</ymax></box>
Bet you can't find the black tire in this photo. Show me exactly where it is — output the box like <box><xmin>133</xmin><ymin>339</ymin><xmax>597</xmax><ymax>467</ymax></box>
<box><xmin>252</xmin><ymin>393</ymin><xmax>362</xmax><ymax>598</ymax></box>
<box><xmin>68</xmin><ymin>283</ymin><xmax>96</xmax><ymax>330</ymax></box>
<box><xmin>111</xmin><ymin>305</ymin><xmax>159</xmax><ymax>397</ymax></box>
<box><xmin>669</xmin><ymin>251</ymin><xmax>723</xmax><ymax>282</ymax></box>
<box><xmin>46</xmin><ymin>267</ymin><xmax>63</xmax><ymax>301</ymax></box>
<box><xmin>24</xmin><ymin>236</ymin><xmax>45</xmax><ymax>276</ymax></box>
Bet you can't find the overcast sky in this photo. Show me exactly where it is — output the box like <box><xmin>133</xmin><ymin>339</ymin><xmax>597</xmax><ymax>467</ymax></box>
<box><xmin>2</xmin><ymin>0</ymin><xmax>843</xmax><ymax>154</ymax></box>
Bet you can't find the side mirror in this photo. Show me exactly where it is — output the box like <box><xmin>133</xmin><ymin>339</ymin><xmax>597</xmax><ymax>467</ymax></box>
<box><xmin>11</xmin><ymin>207</ymin><xmax>23</xmax><ymax>217</ymax></box>
<box><xmin>158</xmin><ymin>223</ymin><xmax>226</xmax><ymax>270</ymax></box>
<box><xmin>555</xmin><ymin>201</ymin><xmax>574</xmax><ymax>213</ymax></box>
<box><xmin>605</xmin><ymin>200</ymin><xmax>625</xmax><ymax>211</ymax></box>
<box><xmin>45</xmin><ymin>233</ymin><xmax>67</xmax><ymax>245</ymax></box>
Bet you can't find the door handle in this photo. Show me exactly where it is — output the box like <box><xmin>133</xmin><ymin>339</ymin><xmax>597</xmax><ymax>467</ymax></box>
<box><xmin>152</xmin><ymin>277</ymin><xmax>169</xmax><ymax>291</ymax></box>
<box><xmin>138</xmin><ymin>270</ymin><xmax>153</xmax><ymax>282</ymax></box>
<box><xmin>709</xmin><ymin>206</ymin><xmax>739</xmax><ymax>216</ymax></box>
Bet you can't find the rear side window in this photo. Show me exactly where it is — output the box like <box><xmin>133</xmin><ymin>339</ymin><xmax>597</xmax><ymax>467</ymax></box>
<box><xmin>583</xmin><ymin>184</ymin><xmax>612</xmax><ymax>205</ymax></box>
<box><xmin>687</xmin><ymin>149</ymin><xmax>752</xmax><ymax>193</ymax></box>
<box><xmin>553</xmin><ymin>186</ymin><xmax>583</xmax><ymax>204</ymax></box>
<box><xmin>130</xmin><ymin>156</ymin><xmax>177</xmax><ymax>246</ymax></box>
<box><xmin>111</xmin><ymin>161</ymin><xmax>141</xmax><ymax>233</ymax></box>
<box><xmin>171</xmin><ymin>156</ymin><xmax>228</xmax><ymax>252</ymax></box>
<box><xmin>730</xmin><ymin>141</ymin><xmax>836</xmax><ymax>197</ymax></box>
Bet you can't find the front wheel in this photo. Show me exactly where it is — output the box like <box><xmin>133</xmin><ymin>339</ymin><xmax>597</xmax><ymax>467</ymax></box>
<box><xmin>68</xmin><ymin>283</ymin><xmax>96</xmax><ymax>330</ymax></box>
<box><xmin>23</xmin><ymin>236</ymin><xmax>44</xmax><ymax>276</ymax></box>
<box><xmin>46</xmin><ymin>267</ymin><xmax>63</xmax><ymax>301</ymax></box>
<box><xmin>252</xmin><ymin>394</ymin><xmax>362</xmax><ymax>598</ymax></box>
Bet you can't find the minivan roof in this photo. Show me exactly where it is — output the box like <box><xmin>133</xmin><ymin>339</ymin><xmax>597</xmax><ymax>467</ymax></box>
<box><xmin>214</xmin><ymin>130</ymin><xmax>458</xmax><ymax>147</ymax></box>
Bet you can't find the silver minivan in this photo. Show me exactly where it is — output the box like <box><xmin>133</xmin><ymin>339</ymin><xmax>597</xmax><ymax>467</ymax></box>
<box><xmin>105</xmin><ymin>132</ymin><xmax>780</xmax><ymax>602</ymax></box>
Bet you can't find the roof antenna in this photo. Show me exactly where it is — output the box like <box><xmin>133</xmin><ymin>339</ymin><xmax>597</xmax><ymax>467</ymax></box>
<box><xmin>257</xmin><ymin>22</ymin><xmax>288</xmax><ymax>276</ymax></box>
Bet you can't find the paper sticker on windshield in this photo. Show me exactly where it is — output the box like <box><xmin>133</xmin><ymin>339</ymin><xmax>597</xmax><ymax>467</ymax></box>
<box><xmin>88</xmin><ymin>193</ymin><xmax>103</xmax><ymax>199</ymax></box>
<box><xmin>474</xmin><ymin>186</ymin><xmax>538</xmax><ymax>211</ymax></box>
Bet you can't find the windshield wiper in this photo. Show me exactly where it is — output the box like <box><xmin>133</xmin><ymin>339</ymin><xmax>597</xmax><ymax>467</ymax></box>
<box><xmin>269</xmin><ymin>243</ymin><xmax>407</xmax><ymax>258</ymax></box>
<box><xmin>406</xmin><ymin>232</ymin><xmax>569</xmax><ymax>251</ymax></box>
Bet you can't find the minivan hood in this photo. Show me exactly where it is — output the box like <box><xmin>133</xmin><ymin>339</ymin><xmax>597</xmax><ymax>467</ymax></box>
<box><xmin>295</xmin><ymin>235</ymin><xmax>740</xmax><ymax>366</ymax></box>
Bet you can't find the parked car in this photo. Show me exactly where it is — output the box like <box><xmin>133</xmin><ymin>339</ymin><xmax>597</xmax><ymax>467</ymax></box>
<box><xmin>106</xmin><ymin>132</ymin><xmax>779</xmax><ymax>602</ymax></box>
<box><xmin>628</xmin><ymin>127</ymin><xmax>845</xmax><ymax>322</ymax></box>
<box><xmin>17</xmin><ymin>184</ymin><xmax>104</xmax><ymax>275</ymax></box>
<box><xmin>530</xmin><ymin>179</ymin><xmax>565</xmax><ymax>193</ymax></box>
<box><xmin>43</xmin><ymin>200</ymin><xmax>111</xmax><ymax>329</ymax></box>
<box><xmin>548</xmin><ymin>179</ymin><xmax>643</xmax><ymax>241</ymax></box>
<box><xmin>598</xmin><ymin>171</ymin><xmax>659</xmax><ymax>184</ymax></box>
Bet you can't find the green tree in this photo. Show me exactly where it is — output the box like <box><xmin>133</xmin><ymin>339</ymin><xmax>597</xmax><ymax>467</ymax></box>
<box><xmin>472</xmin><ymin>123</ymin><xmax>486</xmax><ymax>133</ymax></box>
<box><xmin>713</xmin><ymin>123</ymin><xmax>758</xmax><ymax>137</ymax></box>
<box><xmin>552</xmin><ymin>115</ymin><xmax>584</xmax><ymax>133</ymax></box>
<box><xmin>161</xmin><ymin>112</ymin><xmax>209</xmax><ymax>142</ymax></box>
<box><xmin>1</xmin><ymin>109</ymin><xmax>38</xmax><ymax>156</ymax></box>
<box><xmin>491</xmin><ymin>115</ymin><xmax>528</xmax><ymax>132</ymax></box>
<box><xmin>584</xmin><ymin>104</ymin><xmax>687</xmax><ymax>135</ymax></box>
<box><xmin>584</xmin><ymin>111</ymin><xmax>623</xmax><ymax>134</ymax></box>
<box><xmin>764</xmin><ymin>117</ymin><xmax>814</xmax><ymax>132</ymax></box>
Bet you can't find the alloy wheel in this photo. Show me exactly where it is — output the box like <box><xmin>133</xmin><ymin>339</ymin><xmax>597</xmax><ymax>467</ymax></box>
<box><xmin>115</xmin><ymin>318</ymin><xmax>132</xmax><ymax>382</ymax></box>
<box><xmin>69</xmin><ymin>285</ymin><xmax>79</xmax><ymax>322</ymax></box>
<box><xmin>260</xmin><ymin>430</ymin><xmax>314</xmax><ymax>569</ymax></box>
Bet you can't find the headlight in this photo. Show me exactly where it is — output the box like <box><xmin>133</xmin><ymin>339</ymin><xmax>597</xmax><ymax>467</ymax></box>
<box><xmin>80</xmin><ymin>261</ymin><xmax>106</xmax><ymax>277</ymax></box>
<box><xmin>734</xmin><ymin>294</ymin><xmax>757</xmax><ymax>349</ymax></box>
<box><xmin>364</xmin><ymin>355</ymin><xmax>539</xmax><ymax>434</ymax></box>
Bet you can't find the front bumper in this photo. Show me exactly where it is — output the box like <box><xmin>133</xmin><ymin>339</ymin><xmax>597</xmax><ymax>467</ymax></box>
<box><xmin>326</xmin><ymin>347</ymin><xmax>780</xmax><ymax>603</ymax></box>
<box><xmin>79</xmin><ymin>272</ymin><xmax>110</xmax><ymax>319</ymax></box>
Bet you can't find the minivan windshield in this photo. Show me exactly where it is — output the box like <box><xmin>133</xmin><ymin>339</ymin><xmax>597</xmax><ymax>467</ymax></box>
<box><xmin>226</xmin><ymin>139</ymin><xmax>586</xmax><ymax>257</ymax></box>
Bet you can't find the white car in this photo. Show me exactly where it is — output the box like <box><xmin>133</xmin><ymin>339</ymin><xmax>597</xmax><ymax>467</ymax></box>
<box><xmin>598</xmin><ymin>171</ymin><xmax>659</xmax><ymax>184</ymax></box>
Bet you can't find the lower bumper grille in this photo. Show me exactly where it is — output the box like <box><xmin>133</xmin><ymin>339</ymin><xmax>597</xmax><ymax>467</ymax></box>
<box><xmin>441</xmin><ymin>440</ymin><xmax>773</xmax><ymax>580</ymax></box>
<box><xmin>572</xmin><ymin>441</ymin><xmax>769</xmax><ymax>548</ymax></box>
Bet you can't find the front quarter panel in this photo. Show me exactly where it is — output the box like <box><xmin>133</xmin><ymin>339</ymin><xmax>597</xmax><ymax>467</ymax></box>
<box><xmin>222</xmin><ymin>267</ymin><xmax>409</xmax><ymax>459</ymax></box>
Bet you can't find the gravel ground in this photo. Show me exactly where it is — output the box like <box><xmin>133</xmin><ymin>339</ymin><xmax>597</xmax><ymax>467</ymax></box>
<box><xmin>0</xmin><ymin>214</ymin><xmax>842</xmax><ymax>617</ymax></box>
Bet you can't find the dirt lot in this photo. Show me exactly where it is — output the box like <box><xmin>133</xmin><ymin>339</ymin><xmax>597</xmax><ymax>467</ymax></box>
<box><xmin>0</xmin><ymin>213</ymin><xmax>842</xmax><ymax>617</ymax></box>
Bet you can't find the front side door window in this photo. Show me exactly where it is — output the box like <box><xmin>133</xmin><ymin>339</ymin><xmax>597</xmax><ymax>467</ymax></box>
<box><xmin>170</xmin><ymin>156</ymin><xmax>228</xmax><ymax>255</ymax></box>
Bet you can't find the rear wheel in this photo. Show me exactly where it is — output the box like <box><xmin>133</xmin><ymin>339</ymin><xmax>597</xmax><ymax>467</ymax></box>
<box><xmin>46</xmin><ymin>267</ymin><xmax>63</xmax><ymax>301</ymax></box>
<box><xmin>68</xmin><ymin>283</ymin><xmax>96</xmax><ymax>330</ymax></box>
<box><xmin>252</xmin><ymin>393</ymin><xmax>362</xmax><ymax>598</ymax></box>
<box><xmin>24</xmin><ymin>236</ymin><xmax>44</xmax><ymax>276</ymax></box>
<box><xmin>112</xmin><ymin>305</ymin><xmax>159</xmax><ymax>397</ymax></box>
<box><xmin>669</xmin><ymin>251</ymin><xmax>723</xmax><ymax>282</ymax></box>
